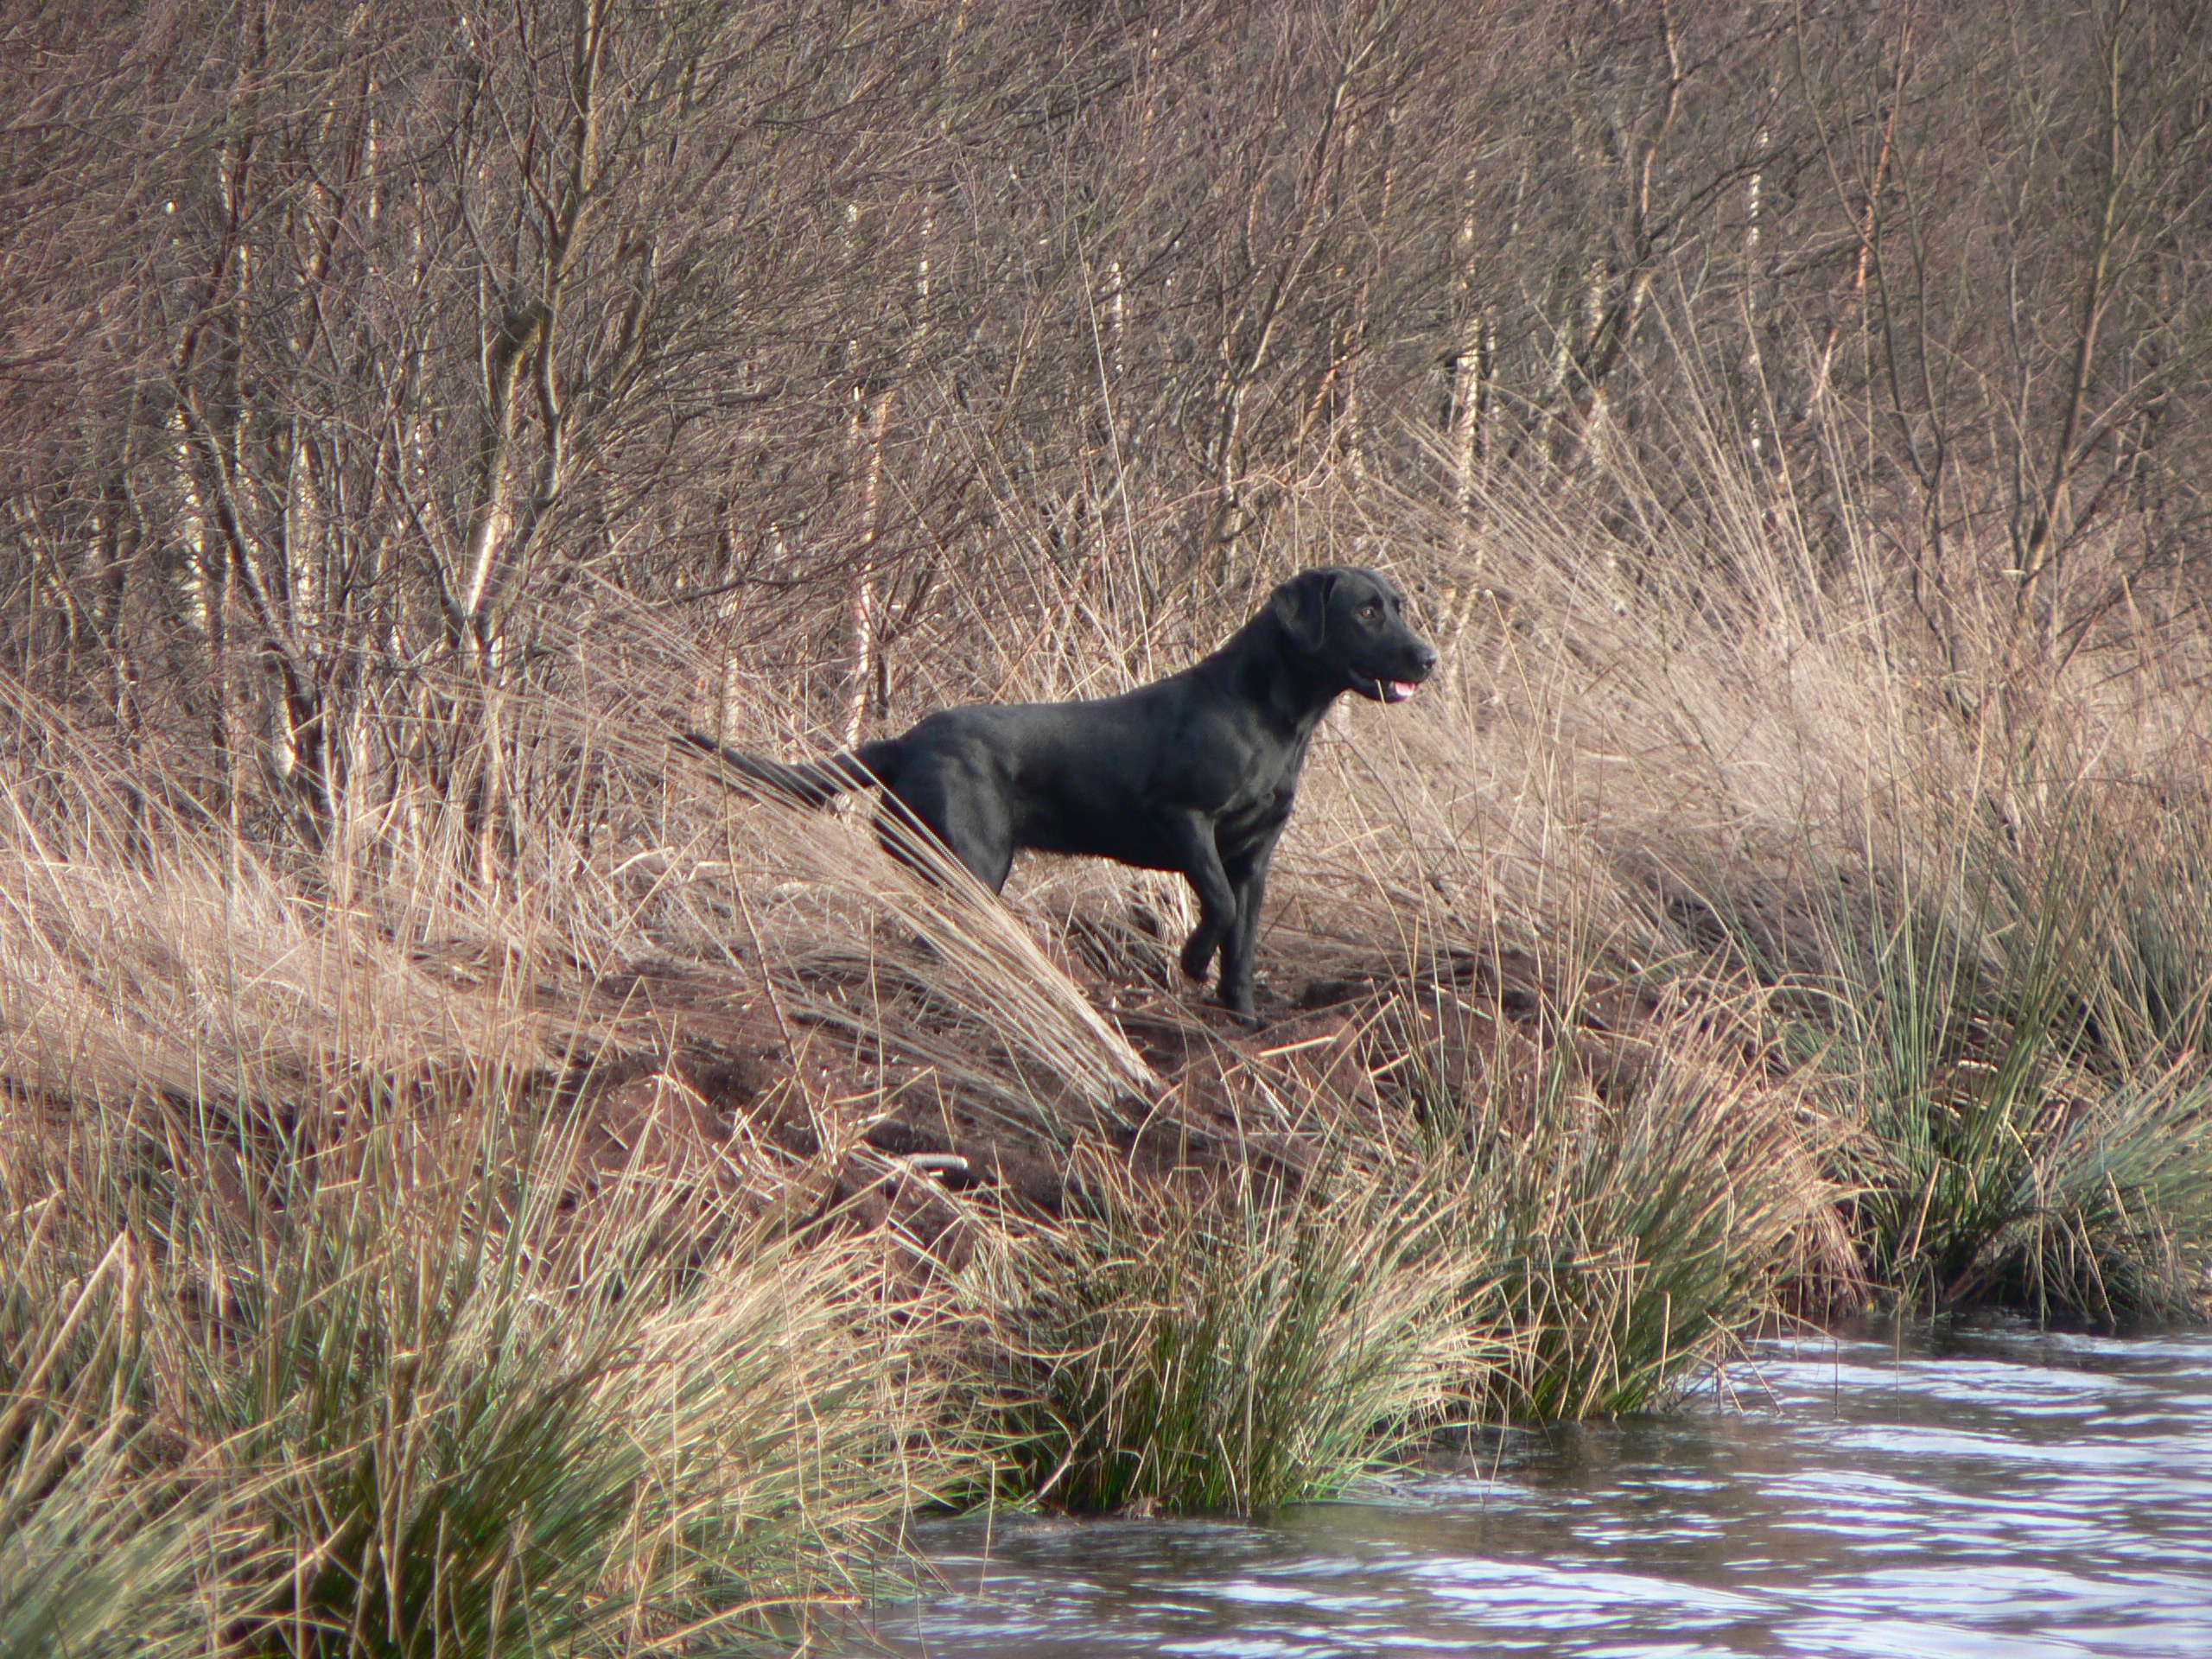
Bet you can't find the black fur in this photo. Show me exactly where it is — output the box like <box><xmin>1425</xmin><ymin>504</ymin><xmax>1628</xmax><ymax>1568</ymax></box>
<box><xmin>685</xmin><ymin>565</ymin><xmax>1438</xmax><ymax>1021</ymax></box>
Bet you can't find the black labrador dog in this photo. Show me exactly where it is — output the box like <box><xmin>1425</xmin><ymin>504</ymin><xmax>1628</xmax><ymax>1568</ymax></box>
<box><xmin>685</xmin><ymin>565</ymin><xmax>1437</xmax><ymax>1020</ymax></box>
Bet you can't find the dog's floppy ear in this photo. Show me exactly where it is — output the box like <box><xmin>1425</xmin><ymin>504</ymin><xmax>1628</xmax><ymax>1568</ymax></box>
<box><xmin>1271</xmin><ymin>569</ymin><xmax>1337</xmax><ymax>651</ymax></box>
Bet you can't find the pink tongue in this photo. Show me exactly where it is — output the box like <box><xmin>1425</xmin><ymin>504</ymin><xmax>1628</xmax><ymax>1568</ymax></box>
<box><xmin>1384</xmin><ymin>680</ymin><xmax>1418</xmax><ymax>702</ymax></box>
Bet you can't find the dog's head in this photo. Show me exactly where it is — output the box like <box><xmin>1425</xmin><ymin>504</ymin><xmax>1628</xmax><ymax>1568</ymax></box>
<box><xmin>1269</xmin><ymin>566</ymin><xmax>1439</xmax><ymax>703</ymax></box>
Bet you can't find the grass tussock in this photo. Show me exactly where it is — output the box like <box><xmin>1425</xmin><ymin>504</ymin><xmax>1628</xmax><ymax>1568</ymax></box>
<box><xmin>958</xmin><ymin>1148</ymin><xmax>1508</xmax><ymax>1516</ymax></box>
<box><xmin>1819</xmin><ymin>797</ymin><xmax>2212</xmax><ymax>1322</ymax></box>
<box><xmin>1</xmin><ymin>1077</ymin><xmax>965</xmax><ymax>1655</ymax></box>
<box><xmin>1388</xmin><ymin>987</ymin><xmax>1854</xmax><ymax>1417</ymax></box>
<box><xmin>1</xmin><ymin>754</ymin><xmax>966</xmax><ymax>1651</ymax></box>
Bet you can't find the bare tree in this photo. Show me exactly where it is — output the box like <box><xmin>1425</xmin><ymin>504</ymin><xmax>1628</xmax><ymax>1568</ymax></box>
<box><xmin>6</xmin><ymin>0</ymin><xmax>2210</xmax><ymax>857</ymax></box>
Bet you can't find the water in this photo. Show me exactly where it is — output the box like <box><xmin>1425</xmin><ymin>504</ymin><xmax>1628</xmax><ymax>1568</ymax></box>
<box><xmin>851</xmin><ymin>1324</ymin><xmax>2212</xmax><ymax>1657</ymax></box>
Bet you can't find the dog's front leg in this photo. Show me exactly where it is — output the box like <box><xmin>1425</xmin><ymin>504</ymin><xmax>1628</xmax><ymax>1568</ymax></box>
<box><xmin>1162</xmin><ymin>811</ymin><xmax>1239</xmax><ymax>990</ymax></box>
<box><xmin>1217</xmin><ymin>827</ymin><xmax>1285</xmax><ymax>1023</ymax></box>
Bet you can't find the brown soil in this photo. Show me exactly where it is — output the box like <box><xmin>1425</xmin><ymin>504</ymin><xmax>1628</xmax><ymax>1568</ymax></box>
<box><xmin>560</xmin><ymin>942</ymin><xmax>1686</xmax><ymax>1254</ymax></box>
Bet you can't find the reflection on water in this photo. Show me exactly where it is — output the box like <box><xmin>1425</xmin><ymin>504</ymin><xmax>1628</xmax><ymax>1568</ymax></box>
<box><xmin>852</xmin><ymin>1325</ymin><xmax>2212</xmax><ymax>1657</ymax></box>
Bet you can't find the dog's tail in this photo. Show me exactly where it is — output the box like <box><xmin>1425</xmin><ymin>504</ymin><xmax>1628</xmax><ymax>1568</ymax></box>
<box><xmin>680</xmin><ymin>731</ymin><xmax>902</xmax><ymax>809</ymax></box>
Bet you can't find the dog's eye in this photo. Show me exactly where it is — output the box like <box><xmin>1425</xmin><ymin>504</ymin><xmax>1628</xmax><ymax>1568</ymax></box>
<box><xmin>1358</xmin><ymin>603</ymin><xmax>1380</xmax><ymax>620</ymax></box>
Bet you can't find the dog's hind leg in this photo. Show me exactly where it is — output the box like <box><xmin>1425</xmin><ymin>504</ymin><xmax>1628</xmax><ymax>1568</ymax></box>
<box><xmin>872</xmin><ymin>769</ymin><xmax>1016</xmax><ymax>893</ymax></box>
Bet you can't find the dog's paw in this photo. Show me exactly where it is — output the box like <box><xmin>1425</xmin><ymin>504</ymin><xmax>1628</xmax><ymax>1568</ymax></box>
<box><xmin>1217</xmin><ymin>982</ymin><xmax>1260</xmax><ymax>1026</ymax></box>
<box><xmin>1179</xmin><ymin>932</ymin><xmax>1217</xmax><ymax>981</ymax></box>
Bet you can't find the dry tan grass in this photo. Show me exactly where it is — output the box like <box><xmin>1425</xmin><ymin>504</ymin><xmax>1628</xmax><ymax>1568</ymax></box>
<box><xmin>5</xmin><ymin>377</ymin><xmax>2212</xmax><ymax>1647</ymax></box>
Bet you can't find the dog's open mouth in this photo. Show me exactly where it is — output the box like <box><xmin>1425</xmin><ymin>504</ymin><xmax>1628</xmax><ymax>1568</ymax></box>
<box><xmin>1353</xmin><ymin>672</ymin><xmax>1425</xmax><ymax>703</ymax></box>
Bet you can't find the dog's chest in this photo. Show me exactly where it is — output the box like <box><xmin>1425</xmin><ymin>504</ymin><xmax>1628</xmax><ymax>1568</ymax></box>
<box><xmin>1213</xmin><ymin>737</ymin><xmax>1312</xmax><ymax>834</ymax></box>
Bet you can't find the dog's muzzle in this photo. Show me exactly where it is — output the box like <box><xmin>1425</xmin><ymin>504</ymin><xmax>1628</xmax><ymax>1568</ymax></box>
<box><xmin>1355</xmin><ymin>643</ymin><xmax>1438</xmax><ymax>703</ymax></box>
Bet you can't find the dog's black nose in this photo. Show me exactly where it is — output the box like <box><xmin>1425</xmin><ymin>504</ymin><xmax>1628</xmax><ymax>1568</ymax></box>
<box><xmin>1414</xmin><ymin>644</ymin><xmax>1440</xmax><ymax>677</ymax></box>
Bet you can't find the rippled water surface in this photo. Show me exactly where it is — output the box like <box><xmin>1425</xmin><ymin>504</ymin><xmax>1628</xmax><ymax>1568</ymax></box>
<box><xmin>851</xmin><ymin>1325</ymin><xmax>2212</xmax><ymax>1657</ymax></box>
